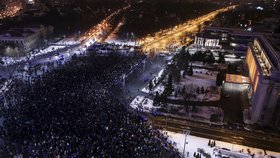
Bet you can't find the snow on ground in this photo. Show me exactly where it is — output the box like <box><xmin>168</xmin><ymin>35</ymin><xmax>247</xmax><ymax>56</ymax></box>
<box><xmin>39</xmin><ymin>46</ymin><xmax>65</xmax><ymax>55</ymax></box>
<box><xmin>141</xmin><ymin>67</ymin><xmax>220</xmax><ymax>102</ymax></box>
<box><xmin>159</xmin><ymin>104</ymin><xmax>224</xmax><ymax>125</ymax></box>
<box><xmin>2</xmin><ymin>45</ymin><xmax>66</xmax><ymax>66</ymax></box>
<box><xmin>1</xmin><ymin>36</ymin><xmax>81</xmax><ymax>67</ymax></box>
<box><xmin>130</xmin><ymin>96</ymin><xmax>157</xmax><ymax>112</ymax></box>
<box><xmin>183</xmin><ymin>68</ymin><xmax>217</xmax><ymax>87</ymax></box>
<box><xmin>141</xmin><ymin>87</ymin><xmax>150</xmax><ymax>94</ymax></box>
<box><xmin>225</xmin><ymin>57</ymin><xmax>242</xmax><ymax>63</ymax></box>
<box><xmin>142</xmin><ymin>83</ymin><xmax>165</xmax><ymax>95</ymax></box>
<box><xmin>153</xmin><ymin>85</ymin><xmax>165</xmax><ymax>95</ymax></box>
<box><xmin>164</xmin><ymin>131</ymin><xmax>280</xmax><ymax>158</ymax></box>
<box><xmin>130</xmin><ymin>96</ymin><xmax>145</xmax><ymax>109</ymax></box>
<box><xmin>170</xmin><ymin>68</ymin><xmax>220</xmax><ymax>102</ymax></box>
<box><xmin>54</xmin><ymin>38</ymin><xmax>80</xmax><ymax>45</ymax></box>
<box><xmin>141</xmin><ymin>68</ymin><xmax>165</xmax><ymax>94</ymax></box>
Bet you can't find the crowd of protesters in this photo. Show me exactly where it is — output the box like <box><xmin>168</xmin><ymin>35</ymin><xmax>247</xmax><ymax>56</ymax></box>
<box><xmin>0</xmin><ymin>53</ymin><xmax>181</xmax><ymax>158</ymax></box>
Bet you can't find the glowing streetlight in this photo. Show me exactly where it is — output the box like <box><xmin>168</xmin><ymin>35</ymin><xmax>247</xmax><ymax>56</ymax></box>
<box><xmin>183</xmin><ymin>127</ymin><xmax>191</xmax><ymax>158</ymax></box>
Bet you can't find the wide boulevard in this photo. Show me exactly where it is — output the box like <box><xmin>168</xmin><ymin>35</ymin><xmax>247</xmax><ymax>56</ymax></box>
<box><xmin>150</xmin><ymin>114</ymin><xmax>280</xmax><ymax>152</ymax></box>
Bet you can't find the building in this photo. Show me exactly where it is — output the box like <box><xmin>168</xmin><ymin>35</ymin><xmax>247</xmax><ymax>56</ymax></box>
<box><xmin>205</xmin><ymin>27</ymin><xmax>260</xmax><ymax>51</ymax></box>
<box><xmin>0</xmin><ymin>24</ymin><xmax>53</xmax><ymax>56</ymax></box>
<box><xmin>193</xmin><ymin>27</ymin><xmax>261</xmax><ymax>53</ymax></box>
<box><xmin>194</xmin><ymin>32</ymin><xmax>221</xmax><ymax>49</ymax></box>
<box><xmin>245</xmin><ymin>34</ymin><xmax>280</xmax><ymax>127</ymax></box>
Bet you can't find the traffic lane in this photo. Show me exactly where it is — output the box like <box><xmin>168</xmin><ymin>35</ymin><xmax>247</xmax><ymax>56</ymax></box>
<box><xmin>142</xmin><ymin>7</ymin><xmax>234</xmax><ymax>50</ymax></box>
<box><xmin>151</xmin><ymin>117</ymin><xmax>280</xmax><ymax>152</ymax></box>
<box><xmin>151</xmin><ymin>115</ymin><xmax>279</xmax><ymax>143</ymax></box>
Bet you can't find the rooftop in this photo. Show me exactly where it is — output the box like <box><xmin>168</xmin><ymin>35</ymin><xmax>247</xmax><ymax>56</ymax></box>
<box><xmin>226</xmin><ymin>74</ymin><xmax>250</xmax><ymax>84</ymax></box>
<box><xmin>257</xmin><ymin>34</ymin><xmax>280</xmax><ymax>70</ymax></box>
<box><xmin>196</xmin><ymin>32</ymin><xmax>220</xmax><ymax>39</ymax></box>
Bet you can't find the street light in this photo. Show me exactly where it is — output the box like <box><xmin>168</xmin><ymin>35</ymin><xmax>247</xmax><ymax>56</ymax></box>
<box><xmin>122</xmin><ymin>73</ymin><xmax>126</xmax><ymax>100</ymax></box>
<box><xmin>143</xmin><ymin>60</ymin><xmax>147</xmax><ymax>72</ymax></box>
<box><xmin>165</xmin><ymin>105</ymin><xmax>168</xmax><ymax>131</ymax></box>
<box><xmin>183</xmin><ymin>127</ymin><xmax>191</xmax><ymax>158</ymax></box>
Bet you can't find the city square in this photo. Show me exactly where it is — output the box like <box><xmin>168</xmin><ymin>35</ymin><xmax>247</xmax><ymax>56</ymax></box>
<box><xmin>0</xmin><ymin>0</ymin><xmax>280</xmax><ymax>158</ymax></box>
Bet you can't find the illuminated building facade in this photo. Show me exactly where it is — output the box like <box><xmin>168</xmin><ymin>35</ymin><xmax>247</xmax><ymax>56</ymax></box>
<box><xmin>0</xmin><ymin>25</ymin><xmax>53</xmax><ymax>54</ymax></box>
<box><xmin>194</xmin><ymin>33</ymin><xmax>221</xmax><ymax>49</ymax></box>
<box><xmin>246</xmin><ymin>35</ymin><xmax>280</xmax><ymax>127</ymax></box>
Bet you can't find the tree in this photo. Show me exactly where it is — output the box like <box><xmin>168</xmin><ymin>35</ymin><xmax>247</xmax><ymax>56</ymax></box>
<box><xmin>72</xmin><ymin>53</ymin><xmax>78</xmax><ymax>60</ymax></box>
<box><xmin>154</xmin><ymin>92</ymin><xmax>161</xmax><ymax>107</ymax></box>
<box><xmin>216</xmin><ymin>71</ymin><xmax>225</xmax><ymax>86</ymax></box>
<box><xmin>149</xmin><ymin>80</ymin><xmax>153</xmax><ymax>92</ymax></box>
<box><xmin>205</xmin><ymin>51</ymin><xmax>215</xmax><ymax>64</ymax></box>
<box><xmin>192</xmin><ymin>106</ymin><xmax>198</xmax><ymax>113</ymax></box>
<box><xmin>177</xmin><ymin>46</ymin><xmax>190</xmax><ymax>70</ymax></box>
<box><xmin>168</xmin><ymin>64</ymin><xmax>181</xmax><ymax>83</ymax></box>
<box><xmin>191</xmin><ymin>51</ymin><xmax>203</xmax><ymax>62</ymax></box>
<box><xmin>153</xmin><ymin>78</ymin><xmax>157</xmax><ymax>86</ymax></box>
<box><xmin>0</xmin><ymin>58</ymin><xmax>4</xmax><ymax>65</ymax></box>
<box><xmin>208</xmin><ymin>139</ymin><xmax>211</xmax><ymax>146</ymax></box>
<box><xmin>163</xmin><ymin>74</ymin><xmax>173</xmax><ymax>97</ymax></box>
<box><xmin>196</xmin><ymin>87</ymin><xmax>200</xmax><ymax>94</ymax></box>
<box><xmin>175</xmin><ymin>90</ymin><xmax>178</xmax><ymax>98</ymax></box>
<box><xmin>182</xmin><ymin>85</ymin><xmax>186</xmax><ymax>93</ymax></box>
<box><xmin>167</xmin><ymin>74</ymin><xmax>173</xmax><ymax>88</ymax></box>
<box><xmin>210</xmin><ymin>114</ymin><xmax>219</xmax><ymax>122</ymax></box>
<box><xmin>188</xmin><ymin>65</ymin><xmax>193</xmax><ymax>76</ymax></box>
<box><xmin>183</xmin><ymin>70</ymin><xmax>187</xmax><ymax>78</ymax></box>
<box><xmin>216</xmin><ymin>72</ymin><xmax>222</xmax><ymax>86</ymax></box>
<box><xmin>185</xmin><ymin>48</ymin><xmax>191</xmax><ymax>60</ymax></box>
<box><xmin>201</xmin><ymin>87</ymin><xmax>205</xmax><ymax>93</ymax></box>
<box><xmin>174</xmin><ymin>67</ymin><xmax>181</xmax><ymax>82</ymax></box>
<box><xmin>218</xmin><ymin>52</ymin><xmax>225</xmax><ymax>63</ymax></box>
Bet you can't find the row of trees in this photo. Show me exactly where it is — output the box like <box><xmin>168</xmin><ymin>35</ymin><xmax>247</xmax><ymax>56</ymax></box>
<box><xmin>165</xmin><ymin>47</ymin><xmax>226</xmax><ymax>84</ymax></box>
<box><xmin>154</xmin><ymin>47</ymin><xmax>226</xmax><ymax>101</ymax></box>
<box><xmin>191</xmin><ymin>50</ymin><xmax>225</xmax><ymax>64</ymax></box>
<box><xmin>216</xmin><ymin>70</ymin><xmax>226</xmax><ymax>86</ymax></box>
<box><xmin>162</xmin><ymin>47</ymin><xmax>191</xmax><ymax>97</ymax></box>
<box><xmin>167</xmin><ymin>46</ymin><xmax>193</xmax><ymax>82</ymax></box>
<box><xmin>191</xmin><ymin>50</ymin><xmax>215</xmax><ymax>64</ymax></box>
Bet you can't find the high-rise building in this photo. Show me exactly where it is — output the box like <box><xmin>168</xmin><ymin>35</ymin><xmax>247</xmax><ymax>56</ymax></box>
<box><xmin>246</xmin><ymin>35</ymin><xmax>280</xmax><ymax>127</ymax></box>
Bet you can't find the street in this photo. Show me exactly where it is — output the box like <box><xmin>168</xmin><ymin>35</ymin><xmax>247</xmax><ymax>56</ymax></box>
<box><xmin>139</xmin><ymin>6</ymin><xmax>237</xmax><ymax>52</ymax></box>
<box><xmin>150</xmin><ymin>115</ymin><xmax>280</xmax><ymax>152</ymax></box>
